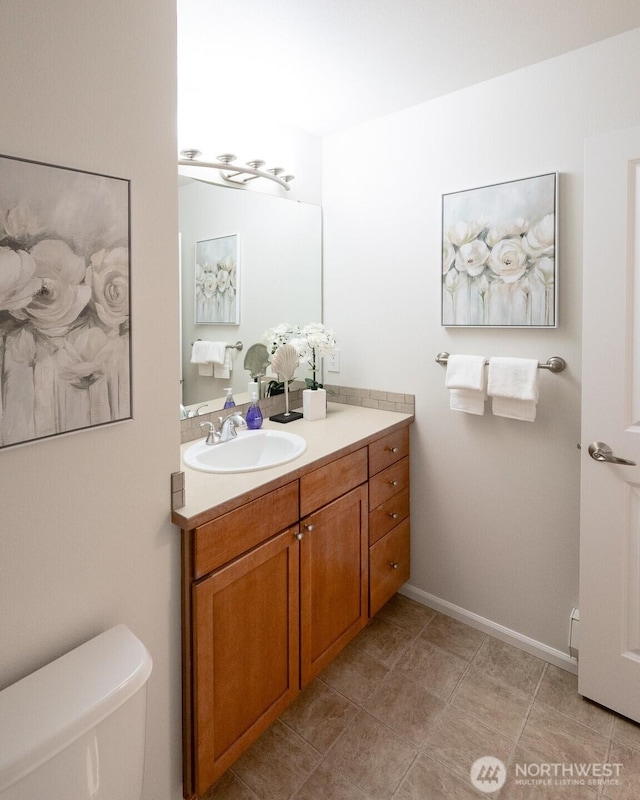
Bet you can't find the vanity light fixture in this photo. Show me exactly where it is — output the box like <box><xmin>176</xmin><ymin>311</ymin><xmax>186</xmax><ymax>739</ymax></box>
<box><xmin>179</xmin><ymin>149</ymin><xmax>294</xmax><ymax>191</ymax></box>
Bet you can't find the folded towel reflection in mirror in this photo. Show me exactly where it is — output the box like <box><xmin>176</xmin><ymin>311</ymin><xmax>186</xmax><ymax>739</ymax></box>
<box><xmin>191</xmin><ymin>340</ymin><xmax>232</xmax><ymax>378</ymax></box>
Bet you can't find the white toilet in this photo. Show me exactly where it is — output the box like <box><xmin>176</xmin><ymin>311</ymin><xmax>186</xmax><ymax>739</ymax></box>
<box><xmin>0</xmin><ymin>624</ymin><xmax>153</xmax><ymax>800</ymax></box>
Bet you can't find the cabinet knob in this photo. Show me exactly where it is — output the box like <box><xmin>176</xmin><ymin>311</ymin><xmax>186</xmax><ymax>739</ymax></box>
<box><xmin>294</xmin><ymin>531</ymin><xmax>305</xmax><ymax>540</ymax></box>
<box><xmin>389</xmin><ymin>479</ymin><xmax>399</xmax><ymax>487</ymax></box>
<box><xmin>304</xmin><ymin>524</ymin><xmax>315</xmax><ymax>532</ymax></box>
<box><xmin>390</xmin><ymin>561</ymin><xmax>399</xmax><ymax>569</ymax></box>
<box><xmin>386</xmin><ymin>446</ymin><xmax>400</xmax><ymax>453</ymax></box>
<box><xmin>389</xmin><ymin>512</ymin><xmax>400</xmax><ymax>520</ymax></box>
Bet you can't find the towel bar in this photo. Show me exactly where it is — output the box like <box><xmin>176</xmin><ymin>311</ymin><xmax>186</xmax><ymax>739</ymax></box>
<box><xmin>191</xmin><ymin>340</ymin><xmax>244</xmax><ymax>351</ymax></box>
<box><xmin>435</xmin><ymin>352</ymin><xmax>566</xmax><ymax>373</ymax></box>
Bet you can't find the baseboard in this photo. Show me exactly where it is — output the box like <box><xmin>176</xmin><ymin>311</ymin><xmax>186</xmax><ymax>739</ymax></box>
<box><xmin>399</xmin><ymin>583</ymin><xmax>578</xmax><ymax>676</ymax></box>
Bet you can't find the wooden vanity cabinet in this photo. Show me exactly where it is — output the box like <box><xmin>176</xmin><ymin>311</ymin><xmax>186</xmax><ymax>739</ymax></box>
<box><xmin>180</xmin><ymin>421</ymin><xmax>412</xmax><ymax>799</ymax></box>
<box><xmin>368</xmin><ymin>427</ymin><xmax>411</xmax><ymax>616</ymax></box>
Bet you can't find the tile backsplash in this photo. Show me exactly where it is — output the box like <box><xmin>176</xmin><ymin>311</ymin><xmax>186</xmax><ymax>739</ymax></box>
<box><xmin>324</xmin><ymin>385</ymin><xmax>415</xmax><ymax>415</ymax></box>
<box><xmin>179</xmin><ymin>386</ymin><xmax>415</xmax><ymax>445</ymax></box>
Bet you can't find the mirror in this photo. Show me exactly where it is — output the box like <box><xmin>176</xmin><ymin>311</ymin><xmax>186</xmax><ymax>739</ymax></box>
<box><xmin>179</xmin><ymin>178</ymin><xmax>322</xmax><ymax>415</ymax></box>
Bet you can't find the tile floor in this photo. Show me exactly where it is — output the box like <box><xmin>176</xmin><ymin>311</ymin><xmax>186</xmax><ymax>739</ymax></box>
<box><xmin>205</xmin><ymin>594</ymin><xmax>640</xmax><ymax>800</ymax></box>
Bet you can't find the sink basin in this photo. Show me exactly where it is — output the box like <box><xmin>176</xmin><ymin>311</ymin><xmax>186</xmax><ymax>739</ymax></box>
<box><xmin>183</xmin><ymin>429</ymin><xmax>307</xmax><ymax>474</ymax></box>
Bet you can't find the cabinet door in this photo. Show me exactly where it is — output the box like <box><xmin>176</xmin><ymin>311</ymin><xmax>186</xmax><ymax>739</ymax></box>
<box><xmin>193</xmin><ymin>528</ymin><xmax>300</xmax><ymax>795</ymax></box>
<box><xmin>300</xmin><ymin>485</ymin><xmax>368</xmax><ymax>686</ymax></box>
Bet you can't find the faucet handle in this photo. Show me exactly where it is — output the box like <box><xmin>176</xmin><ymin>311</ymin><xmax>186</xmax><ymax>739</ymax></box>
<box><xmin>200</xmin><ymin>421</ymin><xmax>221</xmax><ymax>445</ymax></box>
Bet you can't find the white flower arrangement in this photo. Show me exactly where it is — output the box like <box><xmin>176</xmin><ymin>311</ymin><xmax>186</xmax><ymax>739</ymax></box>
<box><xmin>263</xmin><ymin>322</ymin><xmax>299</xmax><ymax>356</ymax></box>
<box><xmin>263</xmin><ymin>322</ymin><xmax>337</xmax><ymax>389</ymax></box>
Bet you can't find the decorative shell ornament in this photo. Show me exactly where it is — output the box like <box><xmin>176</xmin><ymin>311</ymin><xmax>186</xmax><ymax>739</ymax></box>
<box><xmin>270</xmin><ymin>344</ymin><xmax>299</xmax><ymax>382</ymax></box>
<box><xmin>243</xmin><ymin>342</ymin><xmax>270</xmax><ymax>379</ymax></box>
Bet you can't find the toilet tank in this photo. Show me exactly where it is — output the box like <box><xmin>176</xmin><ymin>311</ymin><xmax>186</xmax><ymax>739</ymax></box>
<box><xmin>0</xmin><ymin>624</ymin><xmax>153</xmax><ymax>800</ymax></box>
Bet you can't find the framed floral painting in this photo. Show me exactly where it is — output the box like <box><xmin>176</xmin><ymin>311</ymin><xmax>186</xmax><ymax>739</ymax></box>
<box><xmin>442</xmin><ymin>173</ymin><xmax>557</xmax><ymax>327</ymax></box>
<box><xmin>0</xmin><ymin>153</ymin><xmax>130</xmax><ymax>449</ymax></box>
<box><xmin>195</xmin><ymin>234</ymin><xmax>239</xmax><ymax>324</ymax></box>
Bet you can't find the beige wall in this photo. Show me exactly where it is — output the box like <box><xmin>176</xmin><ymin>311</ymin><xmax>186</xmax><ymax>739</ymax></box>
<box><xmin>322</xmin><ymin>28</ymin><xmax>640</xmax><ymax>657</ymax></box>
<box><xmin>0</xmin><ymin>3</ymin><xmax>182</xmax><ymax>799</ymax></box>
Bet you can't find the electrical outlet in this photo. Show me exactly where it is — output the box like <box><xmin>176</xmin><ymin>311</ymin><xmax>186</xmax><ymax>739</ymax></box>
<box><xmin>327</xmin><ymin>349</ymin><xmax>340</xmax><ymax>372</ymax></box>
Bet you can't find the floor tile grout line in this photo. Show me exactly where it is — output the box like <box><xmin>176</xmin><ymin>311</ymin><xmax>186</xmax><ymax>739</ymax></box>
<box><xmin>531</xmin><ymin>695</ymin><xmax>616</xmax><ymax>744</ymax></box>
<box><xmin>599</xmin><ymin>735</ymin><xmax>615</xmax><ymax>800</ymax></box>
<box><xmin>300</xmin><ymin>705</ymin><xmax>420</xmax><ymax>800</ymax></box>
<box><xmin>446</xmin><ymin>642</ymin><xmax>480</xmax><ymax>703</ymax></box>
<box><xmin>348</xmin><ymin>629</ymin><xmax>416</xmax><ymax>671</ymax></box>
<box><xmin>315</xmin><ymin>672</ymin><xmax>377</xmax><ymax>708</ymax></box>
<box><xmin>510</xmin><ymin>661</ymin><xmax>549</xmax><ymax>751</ymax></box>
<box><xmin>228</xmin><ymin>768</ymin><xmax>262</xmax><ymax>800</ymax></box>
<box><xmin>388</xmin><ymin>749</ymin><xmax>421</xmax><ymax>800</ymax></box>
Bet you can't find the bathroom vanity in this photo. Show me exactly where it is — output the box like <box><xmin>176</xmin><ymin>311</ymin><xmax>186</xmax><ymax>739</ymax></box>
<box><xmin>172</xmin><ymin>403</ymin><xmax>413</xmax><ymax>799</ymax></box>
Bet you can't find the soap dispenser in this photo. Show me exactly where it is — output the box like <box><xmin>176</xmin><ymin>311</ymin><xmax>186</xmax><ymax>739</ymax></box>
<box><xmin>223</xmin><ymin>388</ymin><xmax>236</xmax><ymax>409</ymax></box>
<box><xmin>246</xmin><ymin>392</ymin><xmax>263</xmax><ymax>430</ymax></box>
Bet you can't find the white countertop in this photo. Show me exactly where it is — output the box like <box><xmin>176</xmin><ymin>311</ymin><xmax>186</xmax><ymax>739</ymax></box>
<box><xmin>172</xmin><ymin>402</ymin><xmax>413</xmax><ymax>529</ymax></box>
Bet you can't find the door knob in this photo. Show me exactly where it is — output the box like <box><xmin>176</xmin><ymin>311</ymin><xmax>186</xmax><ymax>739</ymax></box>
<box><xmin>588</xmin><ymin>441</ymin><xmax>636</xmax><ymax>466</ymax></box>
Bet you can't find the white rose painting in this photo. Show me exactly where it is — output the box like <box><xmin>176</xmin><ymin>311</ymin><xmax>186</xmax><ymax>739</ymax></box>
<box><xmin>195</xmin><ymin>235</ymin><xmax>239</xmax><ymax>324</ymax></box>
<box><xmin>442</xmin><ymin>173</ymin><xmax>557</xmax><ymax>327</ymax></box>
<box><xmin>0</xmin><ymin>154</ymin><xmax>130</xmax><ymax>448</ymax></box>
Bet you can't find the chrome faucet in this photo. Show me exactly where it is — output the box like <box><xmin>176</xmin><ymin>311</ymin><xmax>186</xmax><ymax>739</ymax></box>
<box><xmin>219</xmin><ymin>412</ymin><xmax>247</xmax><ymax>442</ymax></box>
<box><xmin>200</xmin><ymin>412</ymin><xmax>246</xmax><ymax>445</ymax></box>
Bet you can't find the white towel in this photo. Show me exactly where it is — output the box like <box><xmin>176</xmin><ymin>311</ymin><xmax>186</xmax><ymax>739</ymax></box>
<box><xmin>445</xmin><ymin>354</ymin><xmax>487</xmax><ymax>415</ymax></box>
<box><xmin>214</xmin><ymin>347</ymin><xmax>232</xmax><ymax>380</ymax></box>
<box><xmin>191</xmin><ymin>341</ymin><xmax>229</xmax><ymax>377</ymax></box>
<box><xmin>487</xmin><ymin>357</ymin><xmax>539</xmax><ymax>422</ymax></box>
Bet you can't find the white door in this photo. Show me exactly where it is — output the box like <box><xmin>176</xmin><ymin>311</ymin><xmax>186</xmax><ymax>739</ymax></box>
<box><xmin>580</xmin><ymin>124</ymin><xmax>640</xmax><ymax>720</ymax></box>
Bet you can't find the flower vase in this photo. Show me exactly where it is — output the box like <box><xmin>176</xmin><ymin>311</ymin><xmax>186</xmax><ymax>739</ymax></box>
<box><xmin>303</xmin><ymin>388</ymin><xmax>326</xmax><ymax>421</ymax></box>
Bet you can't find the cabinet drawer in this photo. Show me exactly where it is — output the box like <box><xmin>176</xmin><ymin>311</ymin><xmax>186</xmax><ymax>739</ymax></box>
<box><xmin>369</xmin><ymin>457</ymin><xmax>409</xmax><ymax>509</ymax></box>
<box><xmin>194</xmin><ymin>482</ymin><xmax>299</xmax><ymax>578</ymax></box>
<box><xmin>369</xmin><ymin>518</ymin><xmax>410</xmax><ymax>617</ymax></box>
<box><xmin>368</xmin><ymin>427</ymin><xmax>409</xmax><ymax>477</ymax></box>
<box><xmin>369</xmin><ymin>487</ymin><xmax>410</xmax><ymax>545</ymax></box>
<box><xmin>300</xmin><ymin>447</ymin><xmax>367</xmax><ymax>517</ymax></box>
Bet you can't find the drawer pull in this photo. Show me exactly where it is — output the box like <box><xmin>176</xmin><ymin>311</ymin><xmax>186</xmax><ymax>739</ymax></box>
<box><xmin>304</xmin><ymin>524</ymin><xmax>315</xmax><ymax>532</ymax></box>
<box><xmin>386</xmin><ymin>446</ymin><xmax>400</xmax><ymax>453</ymax></box>
<box><xmin>294</xmin><ymin>531</ymin><xmax>305</xmax><ymax>540</ymax></box>
<box><xmin>390</xmin><ymin>561</ymin><xmax>399</xmax><ymax>569</ymax></box>
<box><xmin>389</xmin><ymin>512</ymin><xmax>400</xmax><ymax>520</ymax></box>
<box><xmin>389</xmin><ymin>479</ymin><xmax>399</xmax><ymax>487</ymax></box>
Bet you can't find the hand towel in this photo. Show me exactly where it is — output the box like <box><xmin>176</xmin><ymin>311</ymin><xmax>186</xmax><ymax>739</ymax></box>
<box><xmin>191</xmin><ymin>340</ymin><xmax>229</xmax><ymax>377</ymax></box>
<box><xmin>487</xmin><ymin>357</ymin><xmax>539</xmax><ymax>422</ymax></box>
<box><xmin>445</xmin><ymin>354</ymin><xmax>487</xmax><ymax>415</ymax></box>
<box><xmin>214</xmin><ymin>347</ymin><xmax>232</xmax><ymax>380</ymax></box>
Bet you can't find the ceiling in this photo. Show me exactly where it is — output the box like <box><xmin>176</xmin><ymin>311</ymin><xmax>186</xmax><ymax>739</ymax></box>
<box><xmin>178</xmin><ymin>0</ymin><xmax>640</xmax><ymax>141</ymax></box>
